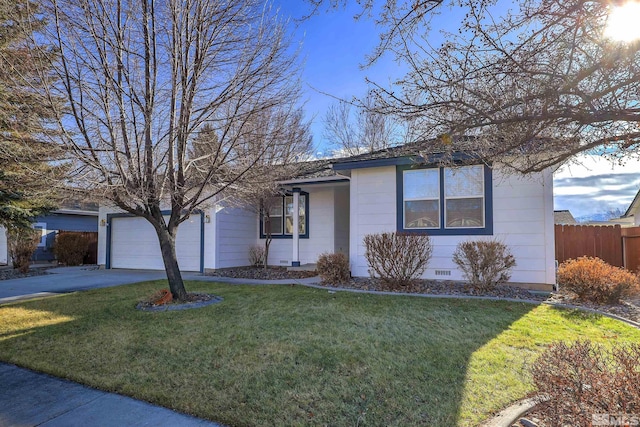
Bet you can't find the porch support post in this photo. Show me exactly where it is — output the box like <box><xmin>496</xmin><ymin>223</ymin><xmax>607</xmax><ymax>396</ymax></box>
<box><xmin>292</xmin><ymin>188</ymin><xmax>301</xmax><ymax>267</ymax></box>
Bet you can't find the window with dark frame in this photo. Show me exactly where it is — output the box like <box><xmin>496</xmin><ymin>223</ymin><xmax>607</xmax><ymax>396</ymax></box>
<box><xmin>260</xmin><ymin>193</ymin><xmax>308</xmax><ymax>239</ymax></box>
<box><xmin>398</xmin><ymin>164</ymin><xmax>493</xmax><ymax>236</ymax></box>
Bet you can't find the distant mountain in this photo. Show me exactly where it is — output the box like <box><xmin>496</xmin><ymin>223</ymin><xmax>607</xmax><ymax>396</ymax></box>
<box><xmin>575</xmin><ymin>208</ymin><xmax>626</xmax><ymax>223</ymax></box>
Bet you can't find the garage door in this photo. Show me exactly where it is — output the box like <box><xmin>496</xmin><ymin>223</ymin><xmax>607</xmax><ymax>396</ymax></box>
<box><xmin>110</xmin><ymin>215</ymin><xmax>202</xmax><ymax>271</ymax></box>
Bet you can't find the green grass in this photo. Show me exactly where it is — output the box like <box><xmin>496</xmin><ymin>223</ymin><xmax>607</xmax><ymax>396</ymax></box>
<box><xmin>1</xmin><ymin>281</ymin><xmax>639</xmax><ymax>426</ymax></box>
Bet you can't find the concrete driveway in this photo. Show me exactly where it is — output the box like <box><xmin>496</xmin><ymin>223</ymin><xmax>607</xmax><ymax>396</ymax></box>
<box><xmin>0</xmin><ymin>266</ymin><xmax>321</xmax><ymax>304</ymax></box>
<box><xmin>0</xmin><ymin>267</ymin><xmax>170</xmax><ymax>303</ymax></box>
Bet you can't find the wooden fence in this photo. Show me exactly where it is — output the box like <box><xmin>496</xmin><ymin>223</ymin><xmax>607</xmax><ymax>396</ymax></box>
<box><xmin>622</xmin><ymin>227</ymin><xmax>640</xmax><ymax>273</ymax></box>
<box><xmin>555</xmin><ymin>224</ymin><xmax>640</xmax><ymax>272</ymax></box>
<box><xmin>57</xmin><ymin>231</ymin><xmax>98</xmax><ymax>265</ymax></box>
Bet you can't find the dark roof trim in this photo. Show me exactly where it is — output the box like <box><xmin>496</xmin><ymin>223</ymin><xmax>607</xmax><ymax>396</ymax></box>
<box><xmin>280</xmin><ymin>178</ymin><xmax>350</xmax><ymax>186</ymax></box>
<box><xmin>331</xmin><ymin>156</ymin><xmax>420</xmax><ymax>171</ymax></box>
<box><xmin>330</xmin><ymin>151</ymin><xmax>480</xmax><ymax>171</ymax></box>
<box><xmin>624</xmin><ymin>188</ymin><xmax>640</xmax><ymax>217</ymax></box>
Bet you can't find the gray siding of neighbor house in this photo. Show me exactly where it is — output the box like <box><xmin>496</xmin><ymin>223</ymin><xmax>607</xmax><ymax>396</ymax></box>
<box><xmin>32</xmin><ymin>214</ymin><xmax>98</xmax><ymax>262</ymax></box>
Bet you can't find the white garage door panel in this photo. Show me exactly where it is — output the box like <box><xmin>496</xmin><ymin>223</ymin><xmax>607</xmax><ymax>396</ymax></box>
<box><xmin>111</xmin><ymin>216</ymin><xmax>201</xmax><ymax>271</ymax></box>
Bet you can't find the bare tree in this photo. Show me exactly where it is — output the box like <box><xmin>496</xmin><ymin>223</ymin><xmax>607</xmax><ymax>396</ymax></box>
<box><xmin>366</xmin><ymin>0</ymin><xmax>640</xmax><ymax>172</ymax></box>
<box><xmin>323</xmin><ymin>90</ymin><xmax>399</xmax><ymax>156</ymax></box>
<box><xmin>40</xmin><ymin>0</ymin><xmax>306</xmax><ymax>300</ymax></box>
<box><xmin>225</xmin><ymin>108</ymin><xmax>313</xmax><ymax>269</ymax></box>
<box><xmin>308</xmin><ymin>0</ymin><xmax>640</xmax><ymax>172</ymax></box>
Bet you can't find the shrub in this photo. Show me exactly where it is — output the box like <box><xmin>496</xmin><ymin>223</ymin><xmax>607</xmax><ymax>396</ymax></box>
<box><xmin>363</xmin><ymin>232</ymin><xmax>432</xmax><ymax>289</ymax></box>
<box><xmin>54</xmin><ymin>233</ymin><xmax>90</xmax><ymax>266</ymax></box>
<box><xmin>531</xmin><ymin>340</ymin><xmax>640</xmax><ymax>427</ymax></box>
<box><xmin>316</xmin><ymin>252</ymin><xmax>350</xmax><ymax>284</ymax></box>
<box><xmin>248</xmin><ymin>245</ymin><xmax>265</xmax><ymax>267</ymax></box>
<box><xmin>557</xmin><ymin>256</ymin><xmax>639</xmax><ymax>304</ymax></box>
<box><xmin>7</xmin><ymin>227</ymin><xmax>41</xmax><ymax>273</ymax></box>
<box><xmin>452</xmin><ymin>239</ymin><xmax>516</xmax><ymax>291</ymax></box>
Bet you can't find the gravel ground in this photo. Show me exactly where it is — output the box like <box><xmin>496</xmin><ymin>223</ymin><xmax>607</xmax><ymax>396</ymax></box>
<box><xmin>206</xmin><ymin>266</ymin><xmax>317</xmax><ymax>280</ymax></box>
<box><xmin>546</xmin><ymin>292</ymin><xmax>640</xmax><ymax>323</ymax></box>
<box><xmin>318</xmin><ymin>277</ymin><xmax>550</xmax><ymax>301</ymax></box>
<box><xmin>0</xmin><ymin>267</ymin><xmax>53</xmax><ymax>281</ymax></box>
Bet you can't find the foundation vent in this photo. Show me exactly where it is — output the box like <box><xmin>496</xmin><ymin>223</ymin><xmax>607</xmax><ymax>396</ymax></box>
<box><xmin>435</xmin><ymin>270</ymin><xmax>452</xmax><ymax>277</ymax></box>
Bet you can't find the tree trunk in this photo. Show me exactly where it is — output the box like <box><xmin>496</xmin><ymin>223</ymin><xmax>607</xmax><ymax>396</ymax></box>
<box><xmin>264</xmin><ymin>236</ymin><xmax>271</xmax><ymax>271</ymax></box>
<box><xmin>156</xmin><ymin>226</ymin><xmax>188</xmax><ymax>301</ymax></box>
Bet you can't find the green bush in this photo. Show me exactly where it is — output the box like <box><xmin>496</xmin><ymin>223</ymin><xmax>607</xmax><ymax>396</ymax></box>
<box><xmin>316</xmin><ymin>252</ymin><xmax>350</xmax><ymax>284</ymax></box>
<box><xmin>557</xmin><ymin>257</ymin><xmax>639</xmax><ymax>304</ymax></box>
<box><xmin>54</xmin><ymin>233</ymin><xmax>90</xmax><ymax>266</ymax></box>
<box><xmin>452</xmin><ymin>239</ymin><xmax>516</xmax><ymax>291</ymax></box>
<box><xmin>7</xmin><ymin>227</ymin><xmax>40</xmax><ymax>273</ymax></box>
<box><xmin>364</xmin><ymin>232</ymin><xmax>432</xmax><ymax>289</ymax></box>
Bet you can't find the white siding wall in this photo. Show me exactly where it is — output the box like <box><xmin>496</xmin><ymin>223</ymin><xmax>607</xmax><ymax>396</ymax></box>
<box><xmin>334</xmin><ymin>186</ymin><xmax>350</xmax><ymax>256</ymax></box>
<box><xmin>349</xmin><ymin>165</ymin><xmax>556</xmax><ymax>286</ymax></box>
<box><xmin>0</xmin><ymin>226</ymin><xmax>7</xmax><ymax>265</ymax></box>
<box><xmin>213</xmin><ymin>206</ymin><xmax>257</xmax><ymax>269</ymax></box>
<box><xmin>266</xmin><ymin>187</ymin><xmax>336</xmax><ymax>266</ymax></box>
<box><xmin>98</xmin><ymin>205</ymin><xmax>216</xmax><ymax>271</ymax></box>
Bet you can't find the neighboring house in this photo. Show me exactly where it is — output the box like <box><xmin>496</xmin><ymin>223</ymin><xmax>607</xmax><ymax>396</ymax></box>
<box><xmin>554</xmin><ymin>210</ymin><xmax>577</xmax><ymax>225</ymax></box>
<box><xmin>617</xmin><ymin>187</ymin><xmax>640</xmax><ymax>227</ymax></box>
<box><xmin>0</xmin><ymin>202</ymin><xmax>99</xmax><ymax>266</ymax></box>
<box><xmin>31</xmin><ymin>202</ymin><xmax>99</xmax><ymax>262</ymax></box>
<box><xmin>98</xmin><ymin>145</ymin><xmax>556</xmax><ymax>290</ymax></box>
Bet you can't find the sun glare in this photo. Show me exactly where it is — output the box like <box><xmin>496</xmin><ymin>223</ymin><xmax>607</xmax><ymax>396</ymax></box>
<box><xmin>605</xmin><ymin>2</ymin><xmax>640</xmax><ymax>42</ymax></box>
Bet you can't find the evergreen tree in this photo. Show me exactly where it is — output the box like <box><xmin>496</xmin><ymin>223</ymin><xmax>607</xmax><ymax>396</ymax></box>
<box><xmin>0</xmin><ymin>0</ymin><xmax>61</xmax><ymax>229</ymax></box>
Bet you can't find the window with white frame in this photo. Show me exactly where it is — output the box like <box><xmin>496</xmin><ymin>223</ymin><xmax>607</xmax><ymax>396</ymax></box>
<box><xmin>263</xmin><ymin>197</ymin><xmax>283</xmax><ymax>235</ymax></box>
<box><xmin>32</xmin><ymin>222</ymin><xmax>47</xmax><ymax>247</ymax></box>
<box><xmin>261</xmin><ymin>193</ymin><xmax>308</xmax><ymax>238</ymax></box>
<box><xmin>444</xmin><ymin>165</ymin><xmax>485</xmax><ymax>228</ymax></box>
<box><xmin>284</xmin><ymin>195</ymin><xmax>306</xmax><ymax>235</ymax></box>
<box><xmin>403</xmin><ymin>169</ymin><xmax>440</xmax><ymax>229</ymax></box>
<box><xmin>399</xmin><ymin>164</ymin><xmax>491</xmax><ymax>235</ymax></box>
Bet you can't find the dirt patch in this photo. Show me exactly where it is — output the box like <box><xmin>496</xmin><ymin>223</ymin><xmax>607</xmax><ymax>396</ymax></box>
<box><xmin>206</xmin><ymin>266</ymin><xmax>317</xmax><ymax>280</ymax></box>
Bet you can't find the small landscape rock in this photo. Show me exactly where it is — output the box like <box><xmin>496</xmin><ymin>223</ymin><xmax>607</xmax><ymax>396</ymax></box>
<box><xmin>519</xmin><ymin>417</ymin><xmax>539</xmax><ymax>427</ymax></box>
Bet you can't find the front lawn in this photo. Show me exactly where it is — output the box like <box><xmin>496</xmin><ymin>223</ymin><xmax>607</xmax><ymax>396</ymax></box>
<box><xmin>1</xmin><ymin>281</ymin><xmax>638</xmax><ymax>426</ymax></box>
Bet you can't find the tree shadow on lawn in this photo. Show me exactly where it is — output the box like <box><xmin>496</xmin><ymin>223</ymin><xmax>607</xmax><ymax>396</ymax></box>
<box><xmin>2</xmin><ymin>282</ymin><xmax>628</xmax><ymax>427</ymax></box>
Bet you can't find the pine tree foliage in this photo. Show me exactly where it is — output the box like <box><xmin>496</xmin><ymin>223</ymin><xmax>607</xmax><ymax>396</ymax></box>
<box><xmin>0</xmin><ymin>0</ymin><xmax>62</xmax><ymax>229</ymax></box>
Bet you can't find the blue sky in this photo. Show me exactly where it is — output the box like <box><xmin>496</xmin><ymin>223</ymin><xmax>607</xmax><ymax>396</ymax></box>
<box><xmin>275</xmin><ymin>1</ymin><xmax>640</xmax><ymax>219</ymax></box>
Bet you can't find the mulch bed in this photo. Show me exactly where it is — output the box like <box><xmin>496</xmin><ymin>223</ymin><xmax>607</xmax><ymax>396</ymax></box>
<box><xmin>206</xmin><ymin>266</ymin><xmax>317</xmax><ymax>280</ymax></box>
<box><xmin>136</xmin><ymin>292</ymin><xmax>222</xmax><ymax>312</ymax></box>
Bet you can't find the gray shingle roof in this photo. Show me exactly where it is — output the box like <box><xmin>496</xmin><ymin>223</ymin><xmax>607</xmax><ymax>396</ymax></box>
<box><xmin>290</xmin><ymin>139</ymin><xmax>467</xmax><ymax>180</ymax></box>
<box><xmin>554</xmin><ymin>210</ymin><xmax>577</xmax><ymax>225</ymax></box>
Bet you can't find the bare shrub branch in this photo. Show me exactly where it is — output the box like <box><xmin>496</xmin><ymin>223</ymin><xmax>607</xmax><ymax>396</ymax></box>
<box><xmin>452</xmin><ymin>239</ymin><xmax>516</xmax><ymax>291</ymax></box>
<box><xmin>316</xmin><ymin>252</ymin><xmax>350</xmax><ymax>284</ymax></box>
<box><xmin>363</xmin><ymin>232</ymin><xmax>432</xmax><ymax>288</ymax></box>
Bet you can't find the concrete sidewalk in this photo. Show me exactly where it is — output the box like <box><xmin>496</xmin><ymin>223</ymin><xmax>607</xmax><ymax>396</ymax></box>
<box><xmin>0</xmin><ymin>363</ymin><xmax>223</xmax><ymax>427</ymax></box>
